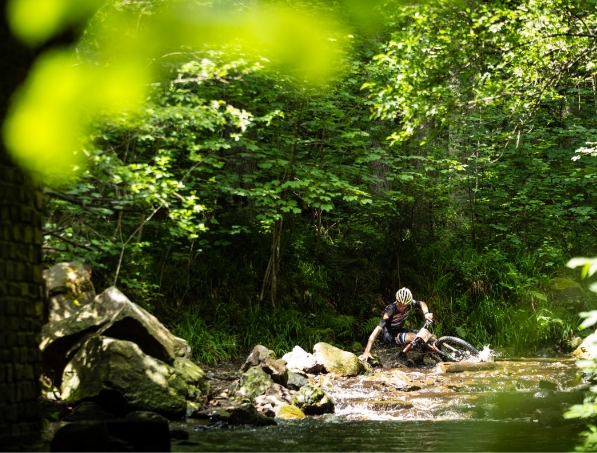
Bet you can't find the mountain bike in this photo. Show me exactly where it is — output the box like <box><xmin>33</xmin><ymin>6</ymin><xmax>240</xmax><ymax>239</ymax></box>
<box><xmin>402</xmin><ymin>321</ymin><xmax>480</xmax><ymax>362</ymax></box>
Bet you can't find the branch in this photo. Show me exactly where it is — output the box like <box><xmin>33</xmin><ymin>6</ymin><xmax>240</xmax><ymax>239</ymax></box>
<box><xmin>46</xmin><ymin>231</ymin><xmax>94</xmax><ymax>251</ymax></box>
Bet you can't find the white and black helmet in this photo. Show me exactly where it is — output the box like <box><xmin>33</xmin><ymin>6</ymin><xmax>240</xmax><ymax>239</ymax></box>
<box><xmin>396</xmin><ymin>287</ymin><xmax>413</xmax><ymax>305</ymax></box>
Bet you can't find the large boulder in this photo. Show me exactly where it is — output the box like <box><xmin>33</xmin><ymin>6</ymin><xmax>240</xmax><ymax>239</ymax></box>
<box><xmin>42</xmin><ymin>286</ymin><xmax>190</xmax><ymax>386</ymax></box>
<box><xmin>313</xmin><ymin>342</ymin><xmax>365</xmax><ymax>376</ymax></box>
<box><xmin>44</xmin><ymin>262</ymin><xmax>95</xmax><ymax>323</ymax></box>
<box><xmin>292</xmin><ymin>385</ymin><xmax>334</xmax><ymax>415</ymax></box>
<box><xmin>61</xmin><ymin>336</ymin><xmax>189</xmax><ymax>418</ymax></box>
<box><xmin>241</xmin><ymin>345</ymin><xmax>276</xmax><ymax>371</ymax></box>
<box><xmin>573</xmin><ymin>332</ymin><xmax>597</xmax><ymax>359</ymax></box>
<box><xmin>236</xmin><ymin>367</ymin><xmax>273</xmax><ymax>400</ymax></box>
<box><xmin>282</xmin><ymin>346</ymin><xmax>322</xmax><ymax>374</ymax></box>
<box><xmin>173</xmin><ymin>357</ymin><xmax>210</xmax><ymax>400</ymax></box>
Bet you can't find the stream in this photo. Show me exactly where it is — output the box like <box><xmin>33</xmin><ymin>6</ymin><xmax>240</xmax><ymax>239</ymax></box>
<box><xmin>171</xmin><ymin>357</ymin><xmax>590</xmax><ymax>452</ymax></box>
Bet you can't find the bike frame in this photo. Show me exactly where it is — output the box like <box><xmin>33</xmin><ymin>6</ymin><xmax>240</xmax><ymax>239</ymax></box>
<box><xmin>401</xmin><ymin>321</ymin><xmax>436</xmax><ymax>353</ymax></box>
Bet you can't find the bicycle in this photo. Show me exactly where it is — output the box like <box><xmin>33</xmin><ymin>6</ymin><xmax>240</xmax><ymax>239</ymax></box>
<box><xmin>402</xmin><ymin>321</ymin><xmax>480</xmax><ymax>362</ymax></box>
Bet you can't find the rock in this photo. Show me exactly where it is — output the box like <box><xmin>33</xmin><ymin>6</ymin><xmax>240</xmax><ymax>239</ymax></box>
<box><xmin>228</xmin><ymin>403</ymin><xmax>277</xmax><ymax>426</ymax></box>
<box><xmin>254</xmin><ymin>383</ymin><xmax>295</xmax><ymax>415</ymax></box>
<box><xmin>41</xmin><ymin>286</ymin><xmax>191</xmax><ymax>386</ymax></box>
<box><xmin>262</xmin><ymin>357</ymin><xmax>288</xmax><ymax>384</ymax></box>
<box><xmin>241</xmin><ymin>345</ymin><xmax>276</xmax><ymax>371</ymax></box>
<box><xmin>573</xmin><ymin>333</ymin><xmax>597</xmax><ymax>359</ymax></box>
<box><xmin>61</xmin><ymin>336</ymin><xmax>188</xmax><ymax>418</ymax></box>
<box><xmin>539</xmin><ymin>380</ymin><xmax>558</xmax><ymax>391</ymax></box>
<box><xmin>186</xmin><ymin>401</ymin><xmax>201</xmax><ymax>418</ymax></box>
<box><xmin>292</xmin><ymin>384</ymin><xmax>334</xmax><ymax>415</ymax></box>
<box><xmin>93</xmin><ymin>287</ymin><xmax>188</xmax><ymax>363</ymax></box>
<box><xmin>284</xmin><ymin>371</ymin><xmax>309</xmax><ymax>390</ymax></box>
<box><xmin>63</xmin><ymin>401</ymin><xmax>118</xmax><ymax>422</ymax></box>
<box><xmin>170</xmin><ymin>429</ymin><xmax>189</xmax><ymax>440</ymax></box>
<box><xmin>173</xmin><ymin>357</ymin><xmax>210</xmax><ymax>399</ymax></box>
<box><xmin>211</xmin><ymin>409</ymin><xmax>231</xmax><ymax>421</ymax></box>
<box><xmin>276</xmin><ymin>403</ymin><xmax>305</xmax><ymax>420</ymax></box>
<box><xmin>535</xmin><ymin>347</ymin><xmax>557</xmax><ymax>358</ymax></box>
<box><xmin>44</xmin><ymin>262</ymin><xmax>95</xmax><ymax>323</ymax></box>
<box><xmin>236</xmin><ymin>366</ymin><xmax>274</xmax><ymax>399</ymax></box>
<box><xmin>125</xmin><ymin>411</ymin><xmax>169</xmax><ymax>423</ymax></box>
<box><xmin>50</xmin><ymin>419</ymin><xmax>170</xmax><ymax>452</ymax></box>
<box><xmin>282</xmin><ymin>346</ymin><xmax>322</xmax><ymax>374</ymax></box>
<box><xmin>530</xmin><ymin>408</ymin><xmax>564</xmax><ymax>426</ymax></box>
<box><xmin>313</xmin><ymin>342</ymin><xmax>365</xmax><ymax>376</ymax></box>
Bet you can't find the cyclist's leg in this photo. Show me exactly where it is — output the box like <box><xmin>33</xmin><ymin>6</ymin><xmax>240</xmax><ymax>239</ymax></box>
<box><xmin>395</xmin><ymin>329</ymin><xmax>419</xmax><ymax>345</ymax></box>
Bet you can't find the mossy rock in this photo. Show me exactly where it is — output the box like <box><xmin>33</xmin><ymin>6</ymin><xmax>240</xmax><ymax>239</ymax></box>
<box><xmin>276</xmin><ymin>403</ymin><xmax>305</xmax><ymax>420</ymax></box>
<box><xmin>237</xmin><ymin>366</ymin><xmax>273</xmax><ymax>399</ymax></box>
<box><xmin>549</xmin><ymin>277</ymin><xmax>582</xmax><ymax>291</ymax></box>
<box><xmin>292</xmin><ymin>385</ymin><xmax>334</xmax><ymax>415</ymax></box>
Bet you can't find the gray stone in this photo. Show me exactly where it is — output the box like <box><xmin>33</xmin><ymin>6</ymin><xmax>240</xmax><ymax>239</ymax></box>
<box><xmin>61</xmin><ymin>336</ymin><xmax>188</xmax><ymax>418</ymax></box>
<box><xmin>43</xmin><ymin>262</ymin><xmax>95</xmax><ymax>323</ymax></box>
<box><xmin>284</xmin><ymin>371</ymin><xmax>309</xmax><ymax>390</ymax></box>
<box><xmin>313</xmin><ymin>342</ymin><xmax>365</xmax><ymax>376</ymax></box>
<box><xmin>42</xmin><ymin>287</ymin><xmax>192</xmax><ymax>386</ymax></box>
<box><xmin>236</xmin><ymin>367</ymin><xmax>273</xmax><ymax>400</ymax></box>
<box><xmin>292</xmin><ymin>384</ymin><xmax>334</xmax><ymax>415</ymax></box>
<box><xmin>241</xmin><ymin>345</ymin><xmax>276</xmax><ymax>371</ymax></box>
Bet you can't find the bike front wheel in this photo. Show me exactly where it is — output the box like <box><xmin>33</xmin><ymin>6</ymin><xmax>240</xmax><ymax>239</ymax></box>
<box><xmin>434</xmin><ymin>336</ymin><xmax>479</xmax><ymax>362</ymax></box>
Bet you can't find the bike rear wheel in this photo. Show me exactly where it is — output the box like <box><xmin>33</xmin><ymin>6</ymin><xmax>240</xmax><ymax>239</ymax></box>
<box><xmin>434</xmin><ymin>336</ymin><xmax>479</xmax><ymax>362</ymax></box>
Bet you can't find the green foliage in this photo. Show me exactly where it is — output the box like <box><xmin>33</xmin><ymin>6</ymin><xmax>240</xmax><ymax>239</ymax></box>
<box><xmin>171</xmin><ymin>307</ymin><xmax>238</xmax><ymax>365</ymax></box>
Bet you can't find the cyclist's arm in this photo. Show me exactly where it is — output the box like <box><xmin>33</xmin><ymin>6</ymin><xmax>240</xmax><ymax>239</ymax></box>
<box><xmin>419</xmin><ymin>301</ymin><xmax>434</xmax><ymax>321</ymax></box>
<box><xmin>359</xmin><ymin>313</ymin><xmax>389</xmax><ymax>360</ymax></box>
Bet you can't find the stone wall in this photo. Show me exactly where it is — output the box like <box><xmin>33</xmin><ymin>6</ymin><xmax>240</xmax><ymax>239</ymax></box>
<box><xmin>0</xmin><ymin>148</ymin><xmax>44</xmax><ymax>441</ymax></box>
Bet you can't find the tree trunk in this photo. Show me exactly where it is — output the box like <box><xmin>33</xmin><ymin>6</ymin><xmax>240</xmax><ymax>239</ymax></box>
<box><xmin>0</xmin><ymin>4</ymin><xmax>45</xmax><ymax>443</ymax></box>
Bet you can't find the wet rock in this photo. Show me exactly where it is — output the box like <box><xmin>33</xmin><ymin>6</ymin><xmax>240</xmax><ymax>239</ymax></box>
<box><xmin>284</xmin><ymin>371</ymin><xmax>309</xmax><ymax>390</ymax></box>
<box><xmin>229</xmin><ymin>403</ymin><xmax>277</xmax><ymax>426</ymax></box>
<box><xmin>44</xmin><ymin>262</ymin><xmax>95</xmax><ymax>323</ymax></box>
<box><xmin>241</xmin><ymin>345</ymin><xmax>276</xmax><ymax>371</ymax></box>
<box><xmin>531</xmin><ymin>408</ymin><xmax>564</xmax><ymax>426</ymax></box>
<box><xmin>262</xmin><ymin>357</ymin><xmax>288</xmax><ymax>384</ymax></box>
<box><xmin>539</xmin><ymin>380</ymin><xmax>558</xmax><ymax>391</ymax></box>
<box><xmin>61</xmin><ymin>336</ymin><xmax>188</xmax><ymax>418</ymax></box>
<box><xmin>366</xmin><ymin>400</ymin><xmax>413</xmax><ymax>410</ymax></box>
<box><xmin>237</xmin><ymin>366</ymin><xmax>274</xmax><ymax>399</ymax></box>
<box><xmin>282</xmin><ymin>345</ymin><xmax>323</xmax><ymax>374</ymax></box>
<box><xmin>125</xmin><ymin>411</ymin><xmax>169</xmax><ymax>423</ymax></box>
<box><xmin>170</xmin><ymin>429</ymin><xmax>189</xmax><ymax>440</ymax></box>
<box><xmin>573</xmin><ymin>333</ymin><xmax>597</xmax><ymax>359</ymax></box>
<box><xmin>211</xmin><ymin>409</ymin><xmax>231</xmax><ymax>421</ymax></box>
<box><xmin>313</xmin><ymin>342</ymin><xmax>365</xmax><ymax>376</ymax></box>
<box><xmin>276</xmin><ymin>403</ymin><xmax>305</xmax><ymax>420</ymax></box>
<box><xmin>292</xmin><ymin>384</ymin><xmax>334</xmax><ymax>415</ymax></box>
<box><xmin>63</xmin><ymin>401</ymin><xmax>118</xmax><ymax>422</ymax></box>
<box><xmin>535</xmin><ymin>347</ymin><xmax>557</xmax><ymax>358</ymax></box>
<box><xmin>50</xmin><ymin>419</ymin><xmax>170</xmax><ymax>452</ymax></box>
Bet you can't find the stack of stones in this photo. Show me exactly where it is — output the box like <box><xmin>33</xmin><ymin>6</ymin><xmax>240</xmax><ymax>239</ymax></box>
<box><xmin>0</xmin><ymin>149</ymin><xmax>45</xmax><ymax>442</ymax></box>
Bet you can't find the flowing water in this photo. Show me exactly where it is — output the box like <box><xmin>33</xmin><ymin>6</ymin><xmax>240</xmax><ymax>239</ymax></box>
<box><xmin>172</xmin><ymin>357</ymin><xmax>590</xmax><ymax>452</ymax></box>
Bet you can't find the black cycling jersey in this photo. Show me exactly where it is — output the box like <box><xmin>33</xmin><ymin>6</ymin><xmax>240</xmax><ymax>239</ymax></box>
<box><xmin>377</xmin><ymin>300</ymin><xmax>421</xmax><ymax>334</ymax></box>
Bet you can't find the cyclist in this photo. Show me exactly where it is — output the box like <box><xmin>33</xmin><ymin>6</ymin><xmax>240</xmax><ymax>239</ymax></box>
<box><xmin>359</xmin><ymin>287</ymin><xmax>434</xmax><ymax>362</ymax></box>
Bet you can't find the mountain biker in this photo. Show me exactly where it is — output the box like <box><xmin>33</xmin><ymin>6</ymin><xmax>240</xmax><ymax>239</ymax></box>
<box><xmin>359</xmin><ymin>287</ymin><xmax>434</xmax><ymax>362</ymax></box>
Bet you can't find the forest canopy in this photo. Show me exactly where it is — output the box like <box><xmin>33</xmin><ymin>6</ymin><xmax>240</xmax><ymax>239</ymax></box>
<box><xmin>5</xmin><ymin>0</ymin><xmax>597</xmax><ymax>363</ymax></box>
